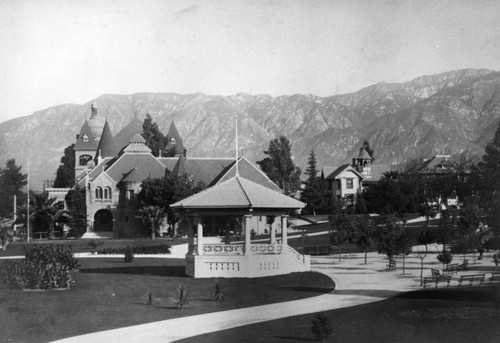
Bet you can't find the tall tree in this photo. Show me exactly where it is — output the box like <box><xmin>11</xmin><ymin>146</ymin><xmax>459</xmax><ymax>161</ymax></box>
<box><xmin>0</xmin><ymin>159</ymin><xmax>27</xmax><ymax>218</ymax></box>
<box><xmin>477</xmin><ymin>119</ymin><xmax>500</xmax><ymax>247</ymax></box>
<box><xmin>140</xmin><ymin>205</ymin><xmax>166</xmax><ymax>240</ymax></box>
<box><xmin>142</xmin><ymin>113</ymin><xmax>166</xmax><ymax>157</ymax></box>
<box><xmin>301</xmin><ymin>150</ymin><xmax>324</xmax><ymax>214</ymax></box>
<box><xmin>65</xmin><ymin>188</ymin><xmax>87</xmax><ymax>238</ymax></box>
<box><xmin>29</xmin><ymin>191</ymin><xmax>68</xmax><ymax>238</ymax></box>
<box><xmin>257</xmin><ymin>136</ymin><xmax>301</xmax><ymax>194</ymax></box>
<box><xmin>138</xmin><ymin>173</ymin><xmax>205</xmax><ymax>236</ymax></box>
<box><xmin>54</xmin><ymin>144</ymin><xmax>75</xmax><ymax>188</ymax></box>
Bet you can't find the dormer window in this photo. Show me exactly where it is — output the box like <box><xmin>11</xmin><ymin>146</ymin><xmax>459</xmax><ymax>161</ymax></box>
<box><xmin>82</xmin><ymin>135</ymin><xmax>89</xmax><ymax>142</ymax></box>
<box><xmin>170</xmin><ymin>137</ymin><xmax>176</xmax><ymax>145</ymax></box>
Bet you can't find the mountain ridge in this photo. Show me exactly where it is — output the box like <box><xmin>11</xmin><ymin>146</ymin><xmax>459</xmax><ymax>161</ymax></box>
<box><xmin>1</xmin><ymin>68</ymin><xmax>499</xmax><ymax>190</ymax></box>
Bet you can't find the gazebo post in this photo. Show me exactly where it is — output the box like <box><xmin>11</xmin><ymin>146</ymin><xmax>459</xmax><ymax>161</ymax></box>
<box><xmin>195</xmin><ymin>217</ymin><xmax>204</xmax><ymax>255</ymax></box>
<box><xmin>281</xmin><ymin>215</ymin><xmax>288</xmax><ymax>247</ymax></box>
<box><xmin>244</xmin><ymin>214</ymin><xmax>252</xmax><ymax>255</ymax></box>
<box><xmin>270</xmin><ymin>216</ymin><xmax>276</xmax><ymax>244</ymax></box>
<box><xmin>187</xmin><ymin>217</ymin><xmax>195</xmax><ymax>254</ymax></box>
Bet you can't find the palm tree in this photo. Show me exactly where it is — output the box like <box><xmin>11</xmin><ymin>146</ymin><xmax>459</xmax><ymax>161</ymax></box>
<box><xmin>29</xmin><ymin>191</ymin><xmax>68</xmax><ymax>239</ymax></box>
<box><xmin>140</xmin><ymin>205</ymin><xmax>166</xmax><ymax>240</ymax></box>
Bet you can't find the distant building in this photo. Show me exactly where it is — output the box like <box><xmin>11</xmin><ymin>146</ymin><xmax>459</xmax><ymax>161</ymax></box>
<box><xmin>70</xmin><ymin>103</ymin><xmax>287</xmax><ymax>238</ymax></box>
<box><xmin>321</xmin><ymin>144</ymin><xmax>389</xmax><ymax>209</ymax></box>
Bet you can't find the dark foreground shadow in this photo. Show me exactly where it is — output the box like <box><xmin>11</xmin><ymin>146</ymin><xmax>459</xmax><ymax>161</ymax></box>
<box><xmin>275</xmin><ymin>335</ymin><xmax>316</xmax><ymax>342</ymax></box>
<box><xmin>397</xmin><ymin>284</ymin><xmax>500</xmax><ymax>303</ymax></box>
<box><xmin>334</xmin><ymin>289</ymin><xmax>402</xmax><ymax>298</ymax></box>
<box><xmin>275</xmin><ymin>286</ymin><xmax>335</xmax><ymax>294</ymax></box>
<box><xmin>80</xmin><ymin>265</ymin><xmax>187</xmax><ymax>277</ymax></box>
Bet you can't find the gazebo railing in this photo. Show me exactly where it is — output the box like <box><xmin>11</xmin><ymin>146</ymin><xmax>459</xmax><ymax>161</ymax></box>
<box><xmin>250</xmin><ymin>244</ymin><xmax>283</xmax><ymax>255</ymax></box>
<box><xmin>201</xmin><ymin>243</ymin><xmax>285</xmax><ymax>255</ymax></box>
<box><xmin>203</xmin><ymin>244</ymin><xmax>244</xmax><ymax>255</ymax></box>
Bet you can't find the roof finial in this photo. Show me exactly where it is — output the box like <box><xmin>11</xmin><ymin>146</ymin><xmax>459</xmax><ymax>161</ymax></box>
<box><xmin>235</xmin><ymin>114</ymin><xmax>239</xmax><ymax>177</ymax></box>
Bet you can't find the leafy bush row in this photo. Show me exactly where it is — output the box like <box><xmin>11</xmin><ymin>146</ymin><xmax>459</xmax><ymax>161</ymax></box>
<box><xmin>1</xmin><ymin>245</ymin><xmax>78</xmax><ymax>290</ymax></box>
<box><xmin>97</xmin><ymin>244</ymin><xmax>171</xmax><ymax>255</ymax></box>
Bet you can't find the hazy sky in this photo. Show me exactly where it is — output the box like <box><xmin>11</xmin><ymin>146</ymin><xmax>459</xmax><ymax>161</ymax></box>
<box><xmin>1</xmin><ymin>0</ymin><xmax>499</xmax><ymax>123</ymax></box>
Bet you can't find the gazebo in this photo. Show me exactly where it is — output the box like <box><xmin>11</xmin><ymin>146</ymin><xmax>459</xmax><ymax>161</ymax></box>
<box><xmin>171</xmin><ymin>175</ymin><xmax>311</xmax><ymax>278</ymax></box>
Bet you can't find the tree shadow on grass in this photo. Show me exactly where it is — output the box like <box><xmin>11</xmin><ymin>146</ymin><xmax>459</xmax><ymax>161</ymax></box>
<box><xmin>397</xmin><ymin>284</ymin><xmax>500</xmax><ymax>303</ymax></box>
<box><xmin>79</xmin><ymin>265</ymin><xmax>187</xmax><ymax>277</ymax></box>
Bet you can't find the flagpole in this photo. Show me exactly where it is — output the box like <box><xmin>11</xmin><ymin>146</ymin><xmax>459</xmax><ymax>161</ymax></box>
<box><xmin>27</xmin><ymin>158</ymin><xmax>30</xmax><ymax>243</ymax></box>
<box><xmin>235</xmin><ymin>115</ymin><xmax>239</xmax><ymax>177</ymax></box>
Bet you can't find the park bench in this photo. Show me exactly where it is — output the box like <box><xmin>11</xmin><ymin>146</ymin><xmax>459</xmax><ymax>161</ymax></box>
<box><xmin>489</xmin><ymin>272</ymin><xmax>500</xmax><ymax>284</ymax></box>
<box><xmin>458</xmin><ymin>259</ymin><xmax>468</xmax><ymax>271</ymax></box>
<box><xmin>423</xmin><ymin>275</ymin><xmax>452</xmax><ymax>288</ymax></box>
<box><xmin>443</xmin><ymin>263</ymin><xmax>459</xmax><ymax>275</ymax></box>
<box><xmin>386</xmin><ymin>259</ymin><xmax>396</xmax><ymax>271</ymax></box>
<box><xmin>458</xmin><ymin>274</ymin><xmax>485</xmax><ymax>286</ymax></box>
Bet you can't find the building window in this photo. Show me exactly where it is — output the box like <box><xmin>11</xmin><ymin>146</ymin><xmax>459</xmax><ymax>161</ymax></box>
<box><xmin>346</xmin><ymin>178</ymin><xmax>354</xmax><ymax>189</ymax></box>
<box><xmin>104</xmin><ymin>187</ymin><xmax>112</xmax><ymax>200</ymax></box>
<box><xmin>82</xmin><ymin>135</ymin><xmax>89</xmax><ymax>142</ymax></box>
<box><xmin>95</xmin><ymin>187</ymin><xmax>103</xmax><ymax>199</ymax></box>
<box><xmin>79</xmin><ymin>155</ymin><xmax>92</xmax><ymax>166</ymax></box>
<box><xmin>345</xmin><ymin>194</ymin><xmax>354</xmax><ymax>206</ymax></box>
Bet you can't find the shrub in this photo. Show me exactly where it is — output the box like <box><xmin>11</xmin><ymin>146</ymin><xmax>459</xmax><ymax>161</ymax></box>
<box><xmin>311</xmin><ymin>312</ymin><xmax>333</xmax><ymax>341</ymax></box>
<box><xmin>209</xmin><ymin>281</ymin><xmax>226</xmax><ymax>301</ymax></box>
<box><xmin>437</xmin><ymin>250</ymin><xmax>453</xmax><ymax>265</ymax></box>
<box><xmin>142</xmin><ymin>289</ymin><xmax>157</xmax><ymax>305</ymax></box>
<box><xmin>97</xmin><ymin>244</ymin><xmax>171</xmax><ymax>255</ymax></box>
<box><xmin>172</xmin><ymin>284</ymin><xmax>189</xmax><ymax>308</ymax></box>
<box><xmin>1</xmin><ymin>245</ymin><xmax>77</xmax><ymax>290</ymax></box>
<box><xmin>87</xmin><ymin>240</ymin><xmax>104</xmax><ymax>253</ymax></box>
<box><xmin>124</xmin><ymin>246</ymin><xmax>134</xmax><ymax>263</ymax></box>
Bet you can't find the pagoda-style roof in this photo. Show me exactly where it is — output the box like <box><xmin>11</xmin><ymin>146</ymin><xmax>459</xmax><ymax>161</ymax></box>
<box><xmin>171</xmin><ymin>176</ymin><xmax>305</xmax><ymax>210</ymax></box>
<box><xmin>123</xmin><ymin>134</ymin><xmax>152</xmax><ymax>153</ymax></box>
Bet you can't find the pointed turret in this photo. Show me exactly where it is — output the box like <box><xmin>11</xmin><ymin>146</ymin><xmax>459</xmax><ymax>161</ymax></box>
<box><xmin>96</xmin><ymin>120</ymin><xmax>117</xmax><ymax>162</ymax></box>
<box><xmin>114</xmin><ymin>117</ymin><xmax>143</xmax><ymax>153</ymax></box>
<box><xmin>165</xmin><ymin>121</ymin><xmax>185</xmax><ymax>156</ymax></box>
<box><xmin>172</xmin><ymin>155</ymin><xmax>187</xmax><ymax>176</ymax></box>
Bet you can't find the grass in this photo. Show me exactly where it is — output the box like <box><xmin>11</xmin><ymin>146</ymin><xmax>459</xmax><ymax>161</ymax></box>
<box><xmin>0</xmin><ymin>237</ymin><xmax>187</xmax><ymax>257</ymax></box>
<box><xmin>178</xmin><ymin>284</ymin><xmax>500</xmax><ymax>343</ymax></box>
<box><xmin>0</xmin><ymin>257</ymin><xmax>334</xmax><ymax>343</ymax></box>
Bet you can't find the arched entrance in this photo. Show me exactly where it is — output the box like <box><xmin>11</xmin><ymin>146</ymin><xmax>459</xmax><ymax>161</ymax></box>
<box><xmin>94</xmin><ymin>209</ymin><xmax>113</xmax><ymax>232</ymax></box>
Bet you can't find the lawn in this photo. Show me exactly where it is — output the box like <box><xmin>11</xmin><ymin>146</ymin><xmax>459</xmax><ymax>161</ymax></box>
<box><xmin>178</xmin><ymin>284</ymin><xmax>500</xmax><ymax>343</ymax></box>
<box><xmin>0</xmin><ymin>257</ymin><xmax>334</xmax><ymax>343</ymax></box>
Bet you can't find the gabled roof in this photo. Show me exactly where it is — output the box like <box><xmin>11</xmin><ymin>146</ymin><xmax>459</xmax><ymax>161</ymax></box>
<box><xmin>168</xmin><ymin>157</ymin><xmax>234</xmax><ymax>186</ymax></box>
<box><xmin>96</xmin><ymin>120</ymin><xmax>117</xmax><ymax>158</ymax></box>
<box><xmin>105</xmin><ymin>153</ymin><xmax>165</xmax><ymax>183</ymax></box>
<box><xmin>358</xmin><ymin>147</ymin><xmax>372</xmax><ymax>159</ymax></box>
<box><xmin>323</xmin><ymin>164</ymin><xmax>364</xmax><ymax>180</ymax></box>
<box><xmin>114</xmin><ymin>118</ymin><xmax>143</xmax><ymax>153</ymax></box>
<box><xmin>75</xmin><ymin>121</ymin><xmax>99</xmax><ymax>151</ymax></box>
<box><xmin>171</xmin><ymin>176</ymin><xmax>305</xmax><ymax>210</ymax></box>
<box><xmin>210</xmin><ymin>157</ymin><xmax>282</xmax><ymax>192</ymax></box>
<box><xmin>157</xmin><ymin>157</ymin><xmax>179</xmax><ymax>171</ymax></box>
<box><xmin>75</xmin><ymin>158</ymin><xmax>114</xmax><ymax>187</ymax></box>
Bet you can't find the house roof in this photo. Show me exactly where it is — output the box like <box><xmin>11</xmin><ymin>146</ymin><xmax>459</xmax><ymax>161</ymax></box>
<box><xmin>210</xmin><ymin>157</ymin><xmax>283</xmax><ymax>192</ymax></box>
<box><xmin>171</xmin><ymin>176</ymin><xmax>305</xmax><ymax>210</ymax></box>
<box><xmin>362</xmin><ymin>164</ymin><xmax>390</xmax><ymax>184</ymax></box>
<box><xmin>358</xmin><ymin>146</ymin><xmax>372</xmax><ymax>159</ymax></box>
<box><xmin>74</xmin><ymin>121</ymin><xmax>99</xmax><ymax>151</ymax></box>
<box><xmin>323</xmin><ymin>164</ymin><xmax>364</xmax><ymax>180</ymax></box>
<box><xmin>417</xmin><ymin>155</ymin><xmax>453</xmax><ymax>173</ymax></box>
<box><xmin>157</xmin><ymin>157</ymin><xmax>179</xmax><ymax>171</ymax></box>
<box><xmin>114</xmin><ymin>118</ymin><xmax>143</xmax><ymax>153</ymax></box>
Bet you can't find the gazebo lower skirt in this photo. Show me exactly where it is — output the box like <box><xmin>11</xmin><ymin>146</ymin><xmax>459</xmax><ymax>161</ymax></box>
<box><xmin>185</xmin><ymin>247</ymin><xmax>311</xmax><ymax>278</ymax></box>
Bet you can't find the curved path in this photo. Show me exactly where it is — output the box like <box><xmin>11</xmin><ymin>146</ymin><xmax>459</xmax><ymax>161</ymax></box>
<box><xmin>51</xmin><ymin>250</ymin><xmax>427</xmax><ymax>343</ymax></box>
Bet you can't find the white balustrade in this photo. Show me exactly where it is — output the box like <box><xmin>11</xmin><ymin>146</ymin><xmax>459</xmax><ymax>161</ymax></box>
<box><xmin>202</xmin><ymin>244</ymin><xmax>244</xmax><ymax>255</ymax></box>
<box><xmin>250</xmin><ymin>244</ymin><xmax>283</xmax><ymax>255</ymax></box>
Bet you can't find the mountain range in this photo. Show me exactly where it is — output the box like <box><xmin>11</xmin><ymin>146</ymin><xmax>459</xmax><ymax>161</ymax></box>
<box><xmin>1</xmin><ymin>68</ymin><xmax>499</xmax><ymax>190</ymax></box>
